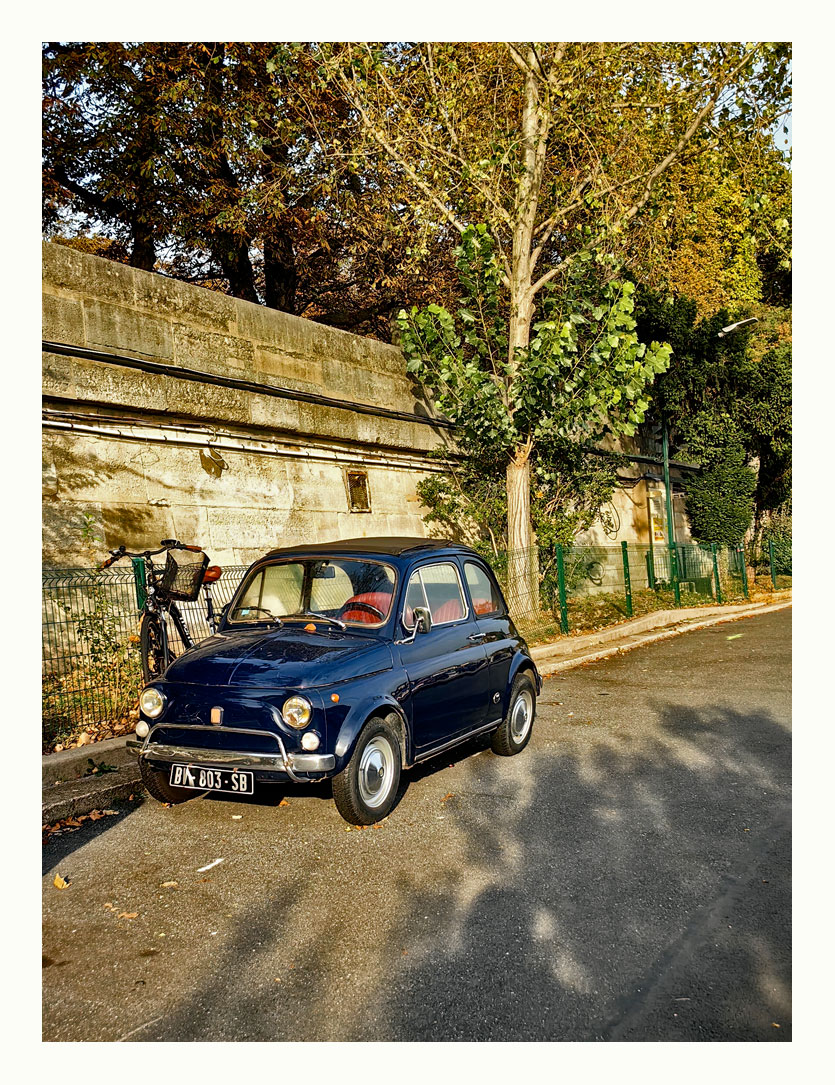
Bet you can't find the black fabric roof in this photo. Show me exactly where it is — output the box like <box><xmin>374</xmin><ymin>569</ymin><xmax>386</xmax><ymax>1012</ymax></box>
<box><xmin>262</xmin><ymin>537</ymin><xmax>465</xmax><ymax>559</ymax></box>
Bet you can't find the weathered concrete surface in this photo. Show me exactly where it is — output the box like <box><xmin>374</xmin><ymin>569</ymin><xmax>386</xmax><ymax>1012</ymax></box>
<box><xmin>42</xmin><ymin>242</ymin><xmax>448</xmax><ymax>565</ymax></box>
<box><xmin>42</xmin><ymin>608</ymin><xmax>790</xmax><ymax>1041</ymax></box>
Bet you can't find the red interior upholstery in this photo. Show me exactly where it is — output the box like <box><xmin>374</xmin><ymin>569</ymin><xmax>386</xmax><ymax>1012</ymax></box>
<box><xmin>341</xmin><ymin>591</ymin><xmax>393</xmax><ymax>624</ymax></box>
<box><xmin>432</xmin><ymin>598</ymin><xmax>464</xmax><ymax>623</ymax></box>
<box><xmin>472</xmin><ymin>598</ymin><xmax>493</xmax><ymax>616</ymax></box>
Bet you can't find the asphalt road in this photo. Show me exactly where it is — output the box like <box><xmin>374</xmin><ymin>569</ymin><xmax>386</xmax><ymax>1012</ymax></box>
<box><xmin>42</xmin><ymin>608</ymin><xmax>791</xmax><ymax>1042</ymax></box>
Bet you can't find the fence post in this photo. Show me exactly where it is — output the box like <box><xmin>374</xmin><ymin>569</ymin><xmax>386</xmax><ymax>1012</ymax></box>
<box><xmin>131</xmin><ymin>557</ymin><xmax>147</xmax><ymax>611</ymax></box>
<box><xmin>670</xmin><ymin>544</ymin><xmax>681</xmax><ymax>607</ymax></box>
<box><xmin>769</xmin><ymin>539</ymin><xmax>778</xmax><ymax>590</ymax></box>
<box><xmin>711</xmin><ymin>543</ymin><xmax>723</xmax><ymax>605</ymax></box>
<box><xmin>739</xmin><ymin>546</ymin><xmax>749</xmax><ymax>599</ymax></box>
<box><xmin>646</xmin><ymin>548</ymin><xmax>656</xmax><ymax>591</ymax></box>
<box><xmin>555</xmin><ymin>544</ymin><xmax>569</xmax><ymax>634</ymax></box>
<box><xmin>621</xmin><ymin>541</ymin><xmax>633</xmax><ymax>618</ymax></box>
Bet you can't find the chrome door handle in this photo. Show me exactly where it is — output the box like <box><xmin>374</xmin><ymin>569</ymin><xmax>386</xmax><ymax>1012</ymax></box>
<box><xmin>468</xmin><ymin>632</ymin><xmax>487</xmax><ymax>643</ymax></box>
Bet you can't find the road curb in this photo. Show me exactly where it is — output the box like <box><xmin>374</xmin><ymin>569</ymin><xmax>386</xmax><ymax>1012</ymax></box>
<box><xmin>531</xmin><ymin>596</ymin><xmax>792</xmax><ymax>676</ymax></box>
<box><xmin>42</xmin><ymin>735</ymin><xmax>140</xmax><ymax>823</ymax></box>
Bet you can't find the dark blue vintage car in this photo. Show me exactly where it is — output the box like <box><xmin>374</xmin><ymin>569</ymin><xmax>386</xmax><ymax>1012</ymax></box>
<box><xmin>129</xmin><ymin>538</ymin><xmax>540</xmax><ymax>824</ymax></box>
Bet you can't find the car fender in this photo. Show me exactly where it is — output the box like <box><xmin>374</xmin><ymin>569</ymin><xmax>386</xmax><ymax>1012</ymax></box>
<box><xmin>333</xmin><ymin>693</ymin><xmax>411</xmax><ymax>770</ymax></box>
<box><xmin>503</xmin><ymin>652</ymin><xmax>541</xmax><ymax>715</ymax></box>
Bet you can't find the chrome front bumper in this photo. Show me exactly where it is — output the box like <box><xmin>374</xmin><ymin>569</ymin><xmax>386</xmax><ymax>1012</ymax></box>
<box><xmin>127</xmin><ymin>722</ymin><xmax>335</xmax><ymax>782</ymax></box>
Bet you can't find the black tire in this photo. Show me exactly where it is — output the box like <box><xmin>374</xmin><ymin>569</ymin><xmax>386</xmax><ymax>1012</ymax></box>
<box><xmin>139</xmin><ymin>757</ymin><xmax>196</xmax><ymax>805</ymax></box>
<box><xmin>140</xmin><ymin>612</ymin><xmax>167</xmax><ymax>684</ymax></box>
<box><xmin>332</xmin><ymin>715</ymin><xmax>402</xmax><ymax>825</ymax></box>
<box><xmin>491</xmin><ymin>672</ymin><xmax>536</xmax><ymax>757</ymax></box>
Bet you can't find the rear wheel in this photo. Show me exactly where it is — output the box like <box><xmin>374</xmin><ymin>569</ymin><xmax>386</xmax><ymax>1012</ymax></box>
<box><xmin>138</xmin><ymin>758</ymin><xmax>195</xmax><ymax>805</ymax></box>
<box><xmin>491</xmin><ymin>672</ymin><xmax>536</xmax><ymax>757</ymax></box>
<box><xmin>332</xmin><ymin>716</ymin><xmax>401</xmax><ymax>825</ymax></box>
<box><xmin>140</xmin><ymin>612</ymin><xmax>168</xmax><ymax>683</ymax></box>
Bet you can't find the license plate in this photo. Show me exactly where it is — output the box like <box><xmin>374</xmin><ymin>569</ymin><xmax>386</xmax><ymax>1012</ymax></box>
<box><xmin>169</xmin><ymin>763</ymin><xmax>254</xmax><ymax>795</ymax></box>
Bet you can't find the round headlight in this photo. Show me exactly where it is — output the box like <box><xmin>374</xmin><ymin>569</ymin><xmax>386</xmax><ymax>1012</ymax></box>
<box><xmin>135</xmin><ymin>720</ymin><xmax>150</xmax><ymax>739</ymax></box>
<box><xmin>139</xmin><ymin>686</ymin><xmax>166</xmax><ymax>719</ymax></box>
<box><xmin>282</xmin><ymin>695</ymin><xmax>312</xmax><ymax>729</ymax></box>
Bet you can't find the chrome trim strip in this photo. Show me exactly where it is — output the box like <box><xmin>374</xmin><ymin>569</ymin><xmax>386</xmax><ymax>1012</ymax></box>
<box><xmin>413</xmin><ymin>718</ymin><xmax>502</xmax><ymax>763</ymax></box>
<box><xmin>134</xmin><ymin>741</ymin><xmax>335</xmax><ymax>774</ymax></box>
<box><xmin>134</xmin><ymin>721</ymin><xmax>333</xmax><ymax>780</ymax></box>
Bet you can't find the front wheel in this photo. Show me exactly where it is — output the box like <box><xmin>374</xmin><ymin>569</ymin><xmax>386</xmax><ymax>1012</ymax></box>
<box><xmin>139</xmin><ymin>758</ymin><xmax>195</xmax><ymax>805</ymax></box>
<box><xmin>140</xmin><ymin>612</ymin><xmax>168</xmax><ymax>684</ymax></box>
<box><xmin>332</xmin><ymin>716</ymin><xmax>401</xmax><ymax>825</ymax></box>
<box><xmin>491</xmin><ymin>672</ymin><xmax>536</xmax><ymax>757</ymax></box>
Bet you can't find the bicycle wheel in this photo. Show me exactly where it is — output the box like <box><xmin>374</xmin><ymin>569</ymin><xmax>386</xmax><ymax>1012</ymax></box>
<box><xmin>140</xmin><ymin>612</ymin><xmax>168</xmax><ymax>683</ymax></box>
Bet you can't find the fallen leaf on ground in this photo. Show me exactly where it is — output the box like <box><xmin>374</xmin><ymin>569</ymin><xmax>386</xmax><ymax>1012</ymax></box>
<box><xmin>278</xmin><ymin>799</ymin><xmax>289</xmax><ymax>807</ymax></box>
<box><xmin>727</xmin><ymin>633</ymin><xmax>744</xmax><ymax>641</ymax></box>
<box><xmin>160</xmin><ymin>881</ymin><xmax>178</xmax><ymax>888</ymax></box>
<box><xmin>440</xmin><ymin>792</ymin><xmax>454</xmax><ymax>805</ymax></box>
<box><xmin>103</xmin><ymin>902</ymin><xmax>114</xmax><ymax>909</ymax></box>
<box><xmin>231</xmin><ymin>815</ymin><xmax>242</xmax><ymax>820</ymax></box>
<box><xmin>53</xmin><ymin>874</ymin><xmax>70</xmax><ymax>890</ymax></box>
<box><xmin>118</xmin><ymin>912</ymin><xmax>138</xmax><ymax>919</ymax></box>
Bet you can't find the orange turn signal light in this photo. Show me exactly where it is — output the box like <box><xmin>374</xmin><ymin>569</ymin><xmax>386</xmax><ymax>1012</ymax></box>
<box><xmin>203</xmin><ymin>565</ymin><xmax>222</xmax><ymax>583</ymax></box>
<box><xmin>331</xmin><ymin>694</ymin><xmax>340</xmax><ymax>703</ymax></box>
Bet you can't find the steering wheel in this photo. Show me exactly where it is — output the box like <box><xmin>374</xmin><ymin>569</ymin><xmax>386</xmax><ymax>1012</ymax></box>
<box><xmin>339</xmin><ymin>600</ymin><xmax>385</xmax><ymax>621</ymax></box>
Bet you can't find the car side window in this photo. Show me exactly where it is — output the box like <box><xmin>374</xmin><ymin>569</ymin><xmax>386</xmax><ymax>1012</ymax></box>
<box><xmin>403</xmin><ymin>562</ymin><xmax>467</xmax><ymax>627</ymax></box>
<box><xmin>464</xmin><ymin>561</ymin><xmax>505</xmax><ymax>618</ymax></box>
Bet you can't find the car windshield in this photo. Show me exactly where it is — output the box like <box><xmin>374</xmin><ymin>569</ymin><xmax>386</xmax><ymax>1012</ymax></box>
<box><xmin>227</xmin><ymin>558</ymin><xmax>397</xmax><ymax>627</ymax></box>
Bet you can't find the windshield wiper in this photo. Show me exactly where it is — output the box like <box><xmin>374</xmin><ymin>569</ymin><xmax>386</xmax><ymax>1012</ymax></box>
<box><xmin>285</xmin><ymin>611</ymin><xmax>346</xmax><ymax>630</ymax></box>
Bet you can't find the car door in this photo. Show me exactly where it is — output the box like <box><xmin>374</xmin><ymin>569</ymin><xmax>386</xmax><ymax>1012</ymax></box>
<box><xmin>462</xmin><ymin>559</ymin><xmax>516</xmax><ymax>710</ymax></box>
<box><xmin>396</xmin><ymin>560</ymin><xmax>490</xmax><ymax>752</ymax></box>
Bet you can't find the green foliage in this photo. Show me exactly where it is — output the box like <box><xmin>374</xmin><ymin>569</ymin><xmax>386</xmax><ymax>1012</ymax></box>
<box><xmin>398</xmin><ymin>227</ymin><xmax>671</xmax><ymax>456</ymax></box>
<box><xmin>635</xmin><ymin>292</ymin><xmax>791</xmax><ymax>528</ymax></box>
<box><xmin>683</xmin><ymin>438</ymin><xmax>757</xmax><ymax>546</ymax></box>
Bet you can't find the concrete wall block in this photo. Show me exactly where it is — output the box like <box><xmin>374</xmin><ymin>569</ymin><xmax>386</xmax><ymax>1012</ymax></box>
<box><xmin>162</xmin><ymin>382</ymin><xmax>253</xmax><ymax>427</ymax></box>
<box><xmin>246</xmin><ymin>393</ymin><xmax>303</xmax><ymax>433</ymax></box>
<box><xmin>84</xmin><ymin>299</ymin><xmax>173</xmax><ymax>361</ymax></box>
<box><xmin>143</xmin><ymin>447</ymin><xmax>292</xmax><ymax>509</ymax></box>
<box><xmin>43</xmin><ymin>433</ymin><xmax>152</xmax><ymax>504</ymax></box>
<box><xmin>71</xmin><ymin>359</ymin><xmax>170</xmax><ymax>413</ymax></box>
<box><xmin>255</xmin><ymin>346</ymin><xmax>323</xmax><ymax>390</ymax></box>
<box><xmin>100</xmin><ymin>501</ymin><xmax>174</xmax><ymax>553</ymax></box>
<box><xmin>43</xmin><ymin>242</ymin><xmax>135</xmax><ymax>308</ymax></box>
<box><xmin>132</xmin><ymin>266</ymin><xmax>236</xmax><ymax>333</ymax></box>
<box><xmin>43</xmin><ymin>353</ymin><xmax>78</xmax><ymax>398</ymax></box>
<box><xmin>43</xmin><ymin>294</ymin><xmax>85</xmax><ymax>345</ymax></box>
<box><xmin>173</xmin><ymin>324</ymin><xmax>255</xmax><ymax>373</ymax></box>
<box><xmin>42</xmin><ymin>501</ymin><xmax>104</xmax><ymax>567</ymax></box>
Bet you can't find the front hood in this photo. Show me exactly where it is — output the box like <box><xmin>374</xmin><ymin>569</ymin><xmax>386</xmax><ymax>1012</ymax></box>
<box><xmin>163</xmin><ymin>625</ymin><xmax>393</xmax><ymax>688</ymax></box>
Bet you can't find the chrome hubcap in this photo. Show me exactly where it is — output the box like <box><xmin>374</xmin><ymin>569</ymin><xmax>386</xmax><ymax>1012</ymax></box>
<box><xmin>358</xmin><ymin>735</ymin><xmax>396</xmax><ymax>808</ymax></box>
<box><xmin>510</xmin><ymin>689</ymin><xmax>533</xmax><ymax>742</ymax></box>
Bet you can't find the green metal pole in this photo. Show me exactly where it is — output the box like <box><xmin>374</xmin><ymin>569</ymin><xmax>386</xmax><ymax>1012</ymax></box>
<box><xmin>621</xmin><ymin>541</ymin><xmax>633</xmax><ymax>617</ymax></box>
<box><xmin>670</xmin><ymin>545</ymin><xmax>681</xmax><ymax>606</ymax></box>
<box><xmin>555</xmin><ymin>544</ymin><xmax>569</xmax><ymax>634</ymax></box>
<box><xmin>131</xmin><ymin>557</ymin><xmax>147</xmax><ymax>611</ymax></box>
<box><xmin>739</xmin><ymin>546</ymin><xmax>749</xmax><ymax>599</ymax></box>
<box><xmin>646</xmin><ymin>549</ymin><xmax>656</xmax><ymax>591</ymax></box>
<box><xmin>711</xmin><ymin>543</ymin><xmax>723</xmax><ymax>605</ymax></box>
<box><xmin>769</xmin><ymin>539</ymin><xmax>778</xmax><ymax>590</ymax></box>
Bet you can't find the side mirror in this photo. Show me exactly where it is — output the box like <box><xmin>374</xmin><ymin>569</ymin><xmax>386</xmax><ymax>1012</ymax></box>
<box><xmin>413</xmin><ymin>606</ymin><xmax>432</xmax><ymax>634</ymax></box>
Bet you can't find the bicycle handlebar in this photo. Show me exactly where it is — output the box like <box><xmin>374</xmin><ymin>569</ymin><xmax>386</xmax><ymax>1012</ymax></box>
<box><xmin>98</xmin><ymin>539</ymin><xmax>206</xmax><ymax>568</ymax></box>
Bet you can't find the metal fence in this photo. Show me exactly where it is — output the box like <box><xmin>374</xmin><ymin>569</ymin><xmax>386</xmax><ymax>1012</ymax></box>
<box><xmin>42</xmin><ymin>539</ymin><xmax>791</xmax><ymax>750</ymax></box>
<box><xmin>42</xmin><ymin>564</ymin><xmax>249</xmax><ymax>751</ymax></box>
<box><xmin>492</xmin><ymin>539</ymin><xmax>791</xmax><ymax>645</ymax></box>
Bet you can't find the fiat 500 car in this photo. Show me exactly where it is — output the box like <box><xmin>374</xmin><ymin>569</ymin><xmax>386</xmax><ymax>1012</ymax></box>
<box><xmin>128</xmin><ymin>537</ymin><xmax>540</xmax><ymax>825</ymax></box>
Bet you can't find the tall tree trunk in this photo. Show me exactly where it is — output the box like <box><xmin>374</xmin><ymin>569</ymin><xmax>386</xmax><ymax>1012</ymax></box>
<box><xmin>503</xmin><ymin>48</ymin><xmax>548</xmax><ymax>613</ymax></box>
<box><xmin>264</xmin><ymin>232</ymin><xmax>298</xmax><ymax>312</ymax></box>
<box><xmin>129</xmin><ymin>219</ymin><xmax>156</xmax><ymax>271</ymax></box>
<box><xmin>216</xmin><ymin>240</ymin><xmax>259</xmax><ymax>303</ymax></box>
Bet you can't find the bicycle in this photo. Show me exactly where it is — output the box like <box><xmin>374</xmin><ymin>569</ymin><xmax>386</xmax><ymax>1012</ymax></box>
<box><xmin>100</xmin><ymin>539</ymin><xmax>222</xmax><ymax>682</ymax></box>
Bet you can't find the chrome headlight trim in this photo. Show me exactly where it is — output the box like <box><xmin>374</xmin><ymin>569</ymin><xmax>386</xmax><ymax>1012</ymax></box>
<box><xmin>282</xmin><ymin>694</ymin><xmax>312</xmax><ymax>729</ymax></box>
<box><xmin>139</xmin><ymin>686</ymin><xmax>167</xmax><ymax>720</ymax></box>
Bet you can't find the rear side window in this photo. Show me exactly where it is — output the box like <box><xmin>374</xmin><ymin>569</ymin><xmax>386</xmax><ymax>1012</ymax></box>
<box><xmin>464</xmin><ymin>561</ymin><xmax>505</xmax><ymax>617</ymax></box>
<box><xmin>403</xmin><ymin>562</ymin><xmax>466</xmax><ymax>627</ymax></box>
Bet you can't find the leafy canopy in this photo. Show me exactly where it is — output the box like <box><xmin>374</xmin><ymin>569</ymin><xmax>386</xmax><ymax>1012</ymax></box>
<box><xmin>397</xmin><ymin>226</ymin><xmax>672</xmax><ymax>459</ymax></box>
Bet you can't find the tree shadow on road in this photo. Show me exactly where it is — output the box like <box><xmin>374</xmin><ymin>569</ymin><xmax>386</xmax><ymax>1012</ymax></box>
<box><xmin>127</xmin><ymin>697</ymin><xmax>790</xmax><ymax>1042</ymax></box>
